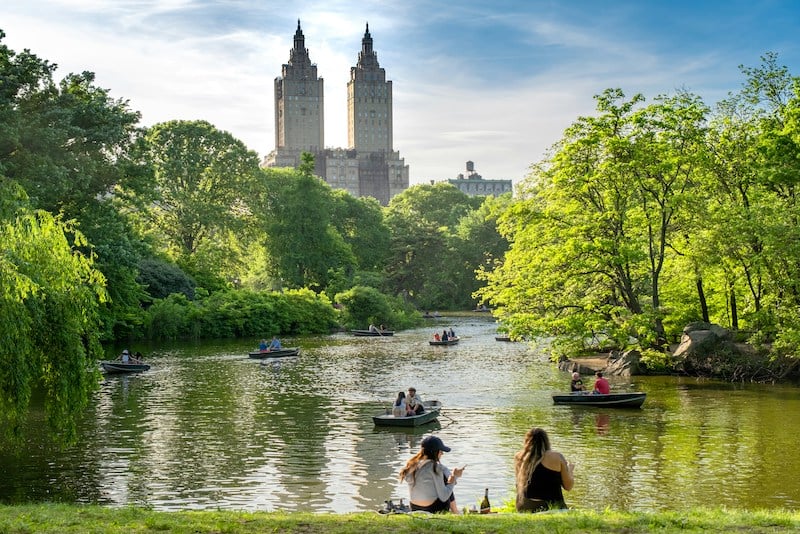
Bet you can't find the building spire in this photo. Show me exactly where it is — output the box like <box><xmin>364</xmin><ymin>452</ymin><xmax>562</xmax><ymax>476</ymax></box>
<box><xmin>357</xmin><ymin>22</ymin><xmax>379</xmax><ymax>69</ymax></box>
<box><xmin>289</xmin><ymin>19</ymin><xmax>311</xmax><ymax>67</ymax></box>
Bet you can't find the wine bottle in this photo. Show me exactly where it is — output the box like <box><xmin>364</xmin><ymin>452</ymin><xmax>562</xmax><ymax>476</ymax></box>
<box><xmin>480</xmin><ymin>487</ymin><xmax>490</xmax><ymax>513</ymax></box>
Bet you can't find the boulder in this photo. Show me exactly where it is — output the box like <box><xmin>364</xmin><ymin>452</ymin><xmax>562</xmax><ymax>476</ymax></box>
<box><xmin>673</xmin><ymin>323</ymin><xmax>737</xmax><ymax>375</ymax></box>
<box><xmin>605</xmin><ymin>349</ymin><xmax>642</xmax><ymax>376</ymax></box>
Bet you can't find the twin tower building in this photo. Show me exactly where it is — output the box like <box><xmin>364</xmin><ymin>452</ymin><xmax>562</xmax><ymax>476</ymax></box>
<box><xmin>263</xmin><ymin>21</ymin><xmax>409</xmax><ymax>205</ymax></box>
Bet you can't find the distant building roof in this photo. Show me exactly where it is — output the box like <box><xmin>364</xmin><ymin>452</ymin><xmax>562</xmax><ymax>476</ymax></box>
<box><xmin>447</xmin><ymin>161</ymin><xmax>513</xmax><ymax>197</ymax></box>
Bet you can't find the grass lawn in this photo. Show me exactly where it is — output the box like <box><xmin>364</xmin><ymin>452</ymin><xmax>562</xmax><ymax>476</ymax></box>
<box><xmin>1</xmin><ymin>504</ymin><xmax>800</xmax><ymax>533</ymax></box>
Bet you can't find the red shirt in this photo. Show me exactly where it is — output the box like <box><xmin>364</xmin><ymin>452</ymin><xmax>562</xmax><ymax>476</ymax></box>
<box><xmin>594</xmin><ymin>377</ymin><xmax>610</xmax><ymax>394</ymax></box>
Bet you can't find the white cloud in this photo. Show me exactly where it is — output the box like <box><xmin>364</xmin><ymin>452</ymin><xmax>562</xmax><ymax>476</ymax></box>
<box><xmin>3</xmin><ymin>0</ymin><xmax>800</xmax><ymax>187</ymax></box>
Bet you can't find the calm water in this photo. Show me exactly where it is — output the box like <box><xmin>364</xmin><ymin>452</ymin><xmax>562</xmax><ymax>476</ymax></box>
<box><xmin>2</xmin><ymin>316</ymin><xmax>800</xmax><ymax>512</ymax></box>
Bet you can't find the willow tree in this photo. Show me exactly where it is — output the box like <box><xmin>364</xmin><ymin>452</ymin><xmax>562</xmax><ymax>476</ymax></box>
<box><xmin>0</xmin><ymin>182</ymin><xmax>106</xmax><ymax>443</ymax></box>
<box><xmin>478</xmin><ymin>88</ymin><xmax>708</xmax><ymax>352</ymax></box>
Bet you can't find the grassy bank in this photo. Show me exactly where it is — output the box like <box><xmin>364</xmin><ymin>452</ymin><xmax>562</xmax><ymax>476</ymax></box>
<box><xmin>1</xmin><ymin>505</ymin><xmax>799</xmax><ymax>533</ymax></box>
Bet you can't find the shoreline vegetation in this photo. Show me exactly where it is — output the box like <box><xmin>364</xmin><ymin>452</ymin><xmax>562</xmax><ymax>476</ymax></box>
<box><xmin>1</xmin><ymin>505</ymin><xmax>799</xmax><ymax>533</ymax></box>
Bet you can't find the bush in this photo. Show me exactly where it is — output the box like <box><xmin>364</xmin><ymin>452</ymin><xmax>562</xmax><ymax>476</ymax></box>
<box><xmin>135</xmin><ymin>288</ymin><xmax>338</xmax><ymax>340</ymax></box>
<box><xmin>335</xmin><ymin>286</ymin><xmax>393</xmax><ymax>328</ymax></box>
<box><xmin>137</xmin><ymin>257</ymin><xmax>196</xmax><ymax>301</ymax></box>
<box><xmin>639</xmin><ymin>348</ymin><xmax>673</xmax><ymax>374</ymax></box>
<box><xmin>335</xmin><ymin>286</ymin><xmax>423</xmax><ymax>330</ymax></box>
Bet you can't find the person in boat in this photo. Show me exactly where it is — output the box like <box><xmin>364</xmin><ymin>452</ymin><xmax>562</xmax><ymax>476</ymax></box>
<box><xmin>133</xmin><ymin>351</ymin><xmax>144</xmax><ymax>364</ymax></box>
<box><xmin>570</xmin><ymin>372</ymin><xmax>584</xmax><ymax>392</ymax></box>
<box><xmin>392</xmin><ymin>391</ymin><xmax>407</xmax><ymax>417</ymax></box>
<box><xmin>448</xmin><ymin>328</ymin><xmax>456</xmax><ymax>339</ymax></box>
<box><xmin>259</xmin><ymin>339</ymin><xmax>268</xmax><ymax>352</ymax></box>
<box><xmin>399</xmin><ymin>435</ymin><xmax>464</xmax><ymax>514</ymax></box>
<box><xmin>406</xmin><ymin>387</ymin><xmax>424</xmax><ymax>415</ymax></box>
<box><xmin>514</xmin><ymin>427</ymin><xmax>574</xmax><ymax>513</ymax></box>
<box><xmin>433</xmin><ymin>332</ymin><xmax>441</xmax><ymax>341</ymax></box>
<box><xmin>268</xmin><ymin>336</ymin><xmax>282</xmax><ymax>351</ymax></box>
<box><xmin>120</xmin><ymin>349</ymin><xmax>130</xmax><ymax>363</ymax></box>
<box><xmin>368</xmin><ymin>324</ymin><xmax>379</xmax><ymax>333</ymax></box>
<box><xmin>592</xmin><ymin>371</ymin><xmax>610</xmax><ymax>395</ymax></box>
<box><xmin>441</xmin><ymin>330</ymin><xmax>449</xmax><ymax>342</ymax></box>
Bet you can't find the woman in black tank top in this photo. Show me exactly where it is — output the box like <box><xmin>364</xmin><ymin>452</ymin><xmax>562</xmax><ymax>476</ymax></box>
<box><xmin>514</xmin><ymin>427</ymin><xmax>575</xmax><ymax>512</ymax></box>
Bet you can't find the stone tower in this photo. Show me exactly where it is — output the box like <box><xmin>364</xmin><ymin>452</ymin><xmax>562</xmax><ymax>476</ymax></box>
<box><xmin>264</xmin><ymin>21</ymin><xmax>408</xmax><ymax>205</ymax></box>
<box><xmin>273</xmin><ymin>20</ymin><xmax>324</xmax><ymax>159</ymax></box>
<box><xmin>347</xmin><ymin>23</ymin><xmax>392</xmax><ymax>153</ymax></box>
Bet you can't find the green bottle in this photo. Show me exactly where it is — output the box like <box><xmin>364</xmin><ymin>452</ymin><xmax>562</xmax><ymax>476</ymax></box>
<box><xmin>480</xmin><ymin>487</ymin><xmax>490</xmax><ymax>513</ymax></box>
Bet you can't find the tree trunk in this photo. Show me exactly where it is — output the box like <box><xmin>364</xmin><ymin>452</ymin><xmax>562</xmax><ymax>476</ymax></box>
<box><xmin>730</xmin><ymin>288</ymin><xmax>739</xmax><ymax>331</ymax></box>
<box><xmin>697</xmin><ymin>276</ymin><xmax>709</xmax><ymax>323</ymax></box>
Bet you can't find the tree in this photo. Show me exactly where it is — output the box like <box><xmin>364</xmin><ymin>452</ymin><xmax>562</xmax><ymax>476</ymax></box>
<box><xmin>0</xmin><ymin>188</ymin><xmax>106</xmax><ymax>442</ymax></box>
<box><xmin>383</xmin><ymin>182</ymin><xmax>484</xmax><ymax>309</ymax></box>
<box><xmin>478</xmin><ymin>88</ymin><xmax>708</xmax><ymax>351</ymax></box>
<box><xmin>136</xmin><ymin>120</ymin><xmax>261</xmax><ymax>284</ymax></box>
<box><xmin>0</xmin><ymin>32</ymin><xmax>142</xmax><ymax>217</ymax></box>
<box><xmin>255</xmin><ymin>154</ymin><xmax>356</xmax><ymax>291</ymax></box>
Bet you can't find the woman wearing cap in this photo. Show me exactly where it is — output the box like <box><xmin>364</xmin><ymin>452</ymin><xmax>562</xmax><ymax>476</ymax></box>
<box><xmin>514</xmin><ymin>427</ymin><xmax>574</xmax><ymax>512</ymax></box>
<box><xmin>399</xmin><ymin>435</ymin><xmax>464</xmax><ymax>513</ymax></box>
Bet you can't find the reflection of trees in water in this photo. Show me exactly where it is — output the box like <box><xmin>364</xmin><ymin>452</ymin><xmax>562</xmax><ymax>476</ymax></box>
<box><xmin>5</xmin><ymin>322</ymin><xmax>800</xmax><ymax>512</ymax></box>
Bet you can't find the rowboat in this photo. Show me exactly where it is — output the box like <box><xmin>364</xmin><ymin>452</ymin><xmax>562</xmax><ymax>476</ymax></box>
<box><xmin>373</xmin><ymin>400</ymin><xmax>442</xmax><ymax>427</ymax></box>
<box><xmin>351</xmin><ymin>329</ymin><xmax>394</xmax><ymax>337</ymax></box>
<box><xmin>429</xmin><ymin>337</ymin><xmax>460</xmax><ymax>346</ymax></box>
<box><xmin>495</xmin><ymin>335</ymin><xmax>512</xmax><ymax>342</ymax></box>
<box><xmin>248</xmin><ymin>347</ymin><xmax>300</xmax><ymax>359</ymax></box>
<box><xmin>101</xmin><ymin>361</ymin><xmax>150</xmax><ymax>374</ymax></box>
<box><xmin>552</xmin><ymin>392</ymin><xmax>646</xmax><ymax>408</ymax></box>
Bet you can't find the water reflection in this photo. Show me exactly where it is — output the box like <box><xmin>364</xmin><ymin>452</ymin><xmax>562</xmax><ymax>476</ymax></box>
<box><xmin>1</xmin><ymin>317</ymin><xmax>800</xmax><ymax>512</ymax></box>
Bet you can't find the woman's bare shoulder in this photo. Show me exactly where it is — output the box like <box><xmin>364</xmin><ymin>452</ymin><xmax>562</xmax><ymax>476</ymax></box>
<box><xmin>542</xmin><ymin>450</ymin><xmax>566</xmax><ymax>468</ymax></box>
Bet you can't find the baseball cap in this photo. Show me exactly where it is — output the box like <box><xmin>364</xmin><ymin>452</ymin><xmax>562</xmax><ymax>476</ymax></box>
<box><xmin>421</xmin><ymin>435</ymin><xmax>451</xmax><ymax>453</ymax></box>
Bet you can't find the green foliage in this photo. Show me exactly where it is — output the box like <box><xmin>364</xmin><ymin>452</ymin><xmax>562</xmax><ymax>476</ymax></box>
<box><xmin>256</xmin><ymin>163</ymin><xmax>357</xmax><ymax>290</ymax></box>
<box><xmin>135</xmin><ymin>120</ymin><xmax>261</xmax><ymax>272</ymax></box>
<box><xmin>0</xmin><ymin>208</ymin><xmax>105</xmax><ymax>441</ymax></box>
<box><xmin>0</xmin><ymin>34</ymin><xmax>141</xmax><ymax>217</ymax></box>
<box><xmin>334</xmin><ymin>285</ymin><xmax>420</xmax><ymax>329</ymax></box>
<box><xmin>137</xmin><ymin>257</ymin><xmax>196</xmax><ymax>300</ymax></box>
<box><xmin>383</xmin><ymin>183</ymin><xmax>500</xmax><ymax>310</ymax></box>
<box><xmin>639</xmin><ymin>348</ymin><xmax>674</xmax><ymax>374</ymax></box>
<box><xmin>136</xmin><ymin>289</ymin><xmax>337</xmax><ymax>340</ymax></box>
<box><xmin>335</xmin><ymin>286</ymin><xmax>392</xmax><ymax>328</ymax></box>
<box><xmin>73</xmin><ymin>199</ymin><xmax>150</xmax><ymax>340</ymax></box>
<box><xmin>479</xmin><ymin>88</ymin><xmax>709</xmax><ymax>349</ymax></box>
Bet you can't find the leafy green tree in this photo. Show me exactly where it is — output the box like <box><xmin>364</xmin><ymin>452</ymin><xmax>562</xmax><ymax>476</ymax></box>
<box><xmin>479</xmin><ymin>89</ymin><xmax>708</xmax><ymax>351</ymax></box>
<box><xmin>0</xmin><ymin>32</ymin><xmax>142</xmax><ymax>217</ymax></box>
<box><xmin>458</xmin><ymin>193</ymin><xmax>511</xmax><ymax>307</ymax></box>
<box><xmin>256</xmin><ymin>154</ymin><xmax>356</xmax><ymax>291</ymax></box>
<box><xmin>383</xmin><ymin>183</ymin><xmax>483</xmax><ymax>309</ymax></box>
<box><xmin>0</xmin><ymin>200</ymin><xmax>106</xmax><ymax>442</ymax></box>
<box><xmin>330</xmin><ymin>189</ymin><xmax>390</xmax><ymax>272</ymax></box>
<box><xmin>137</xmin><ymin>256</ymin><xmax>196</xmax><ymax>301</ymax></box>
<box><xmin>703</xmin><ymin>54</ymin><xmax>800</xmax><ymax>344</ymax></box>
<box><xmin>136</xmin><ymin>120</ymin><xmax>261</xmax><ymax>284</ymax></box>
<box><xmin>334</xmin><ymin>285</ymin><xmax>394</xmax><ymax>328</ymax></box>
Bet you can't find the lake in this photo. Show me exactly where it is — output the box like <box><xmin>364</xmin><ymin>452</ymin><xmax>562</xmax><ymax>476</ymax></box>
<box><xmin>2</xmin><ymin>315</ymin><xmax>800</xmax><ymax>512</ymax></box>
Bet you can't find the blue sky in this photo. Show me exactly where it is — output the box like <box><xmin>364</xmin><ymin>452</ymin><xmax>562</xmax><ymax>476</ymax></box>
<box><xmin>2</xmin><ymin>0</ymin><xmax>799</xmax><ymax>185</ymax></box>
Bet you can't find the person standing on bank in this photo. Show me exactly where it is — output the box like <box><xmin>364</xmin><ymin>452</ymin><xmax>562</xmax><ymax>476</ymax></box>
<box><xmin>399</xmin><ymin>436</ymin><xmax>464</xmax><ymax>513</ymax></box>
<box><xmin>514</xmin><ymin>427</ymin><xmax>574</xmax><ymax>512</ymax></box>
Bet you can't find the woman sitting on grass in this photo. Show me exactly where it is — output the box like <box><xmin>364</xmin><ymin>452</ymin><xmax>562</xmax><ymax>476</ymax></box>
<box><xmin>514</xmin><ymin>427</ymin><xmax>574</xmax><ymax>513</ymax></box>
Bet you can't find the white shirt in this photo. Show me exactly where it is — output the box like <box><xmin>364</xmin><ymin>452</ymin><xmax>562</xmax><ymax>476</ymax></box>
<box><xmin>404</xmin><ymin>459</ymin><xmax>455</xmax><ymax>503</ymax></box>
